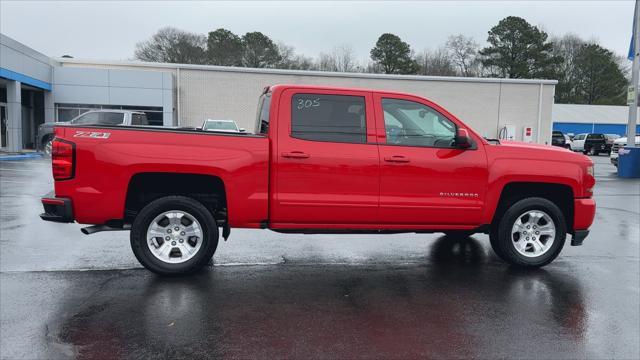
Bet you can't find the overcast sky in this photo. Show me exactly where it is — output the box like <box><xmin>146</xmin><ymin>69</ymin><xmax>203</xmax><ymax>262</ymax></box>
<box><xmin>0</xmin><ymin>0</ymin><xmax>635</xmax><ymax>64</ymax></box>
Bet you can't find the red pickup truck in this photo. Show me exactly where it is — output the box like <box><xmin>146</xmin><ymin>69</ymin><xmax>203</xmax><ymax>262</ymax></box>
<box><xmin>41</xmin><ymin>85</ymin><xmax>596</xmax><ymax>275</ymax></box>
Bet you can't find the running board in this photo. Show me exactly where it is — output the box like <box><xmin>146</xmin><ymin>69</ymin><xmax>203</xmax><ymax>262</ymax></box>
<box><xmin>81</xmin><ymin>224</ymin><xmax>131</xmax><ymax>235</ymax></box>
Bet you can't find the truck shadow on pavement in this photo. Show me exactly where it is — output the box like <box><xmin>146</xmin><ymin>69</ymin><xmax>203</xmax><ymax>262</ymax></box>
<box><xmin>53</xmin><ymin>236</ymin><xmax>588</xmax><ymax>360</ymax></box>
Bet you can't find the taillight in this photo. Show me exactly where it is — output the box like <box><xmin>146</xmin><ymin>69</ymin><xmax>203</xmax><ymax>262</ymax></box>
<box><xmin>52</xmin><ymin>139</ymin><xmax>75</xmax><ymax>180</ymax></box>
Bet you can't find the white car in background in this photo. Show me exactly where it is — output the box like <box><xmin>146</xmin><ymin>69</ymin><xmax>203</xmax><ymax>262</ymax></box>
<box><xmin>570</xmin><ymin>133</ymin><xmax>587</xmax><ymax>152</ymax></box>
<box><xmin>38</xmin><ymin>110</ymin><xmax>148</xmax><ymax>155</ymax></box>
<box><xmin>610</xmin><ymin>136</ymin><xmax>640</xmax><ymax>167</ymax></box>
<box><xmin>202</xmin><ymin>119</ymin><xmax>245</xmax><ymax>133</ymax></box>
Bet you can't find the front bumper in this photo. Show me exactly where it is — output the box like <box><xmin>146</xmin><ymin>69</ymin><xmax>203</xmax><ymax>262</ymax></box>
<box><xmin>40</xmin><ymin>191</ymin><xmax>74</xmax><ymax>223</ymax></box>
<box><xmin>571</xmin><ymin>198</ymin><xmax>596</xmax><ymax>246</ymax></box>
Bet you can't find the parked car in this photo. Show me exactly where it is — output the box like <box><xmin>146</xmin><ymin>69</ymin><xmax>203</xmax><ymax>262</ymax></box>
<box><xmin>570</xmin><ymin>133</ymin><xmax>609</xmax><ymax>155</ymax></box>
<box><xmin>551</xmin><ymin>130</ymin><xmax>571</xmax><ymax>149</ymax></box>
<box><xmin>202</xmin><ymin>119</ymin><xmax>245</xmax><ymax>133</ymax></box>
<box><xmin>610</xmin><ymin>135</ymin><xmax>640</xmax><ymax>167</ymax></box>
<box><xmin>40</xmin><ymin>84</ymin><xmax>595</xmax><ymax>275</ymax></box>
<box><xmin>604</xmin><ymin>134</ymin><xmax>620</xmax><ymax>147</ymax></box>
<box><xmin>37</xmin><ymin>110</ymin><xmax>148</xmax><ymax>155</ymax></box>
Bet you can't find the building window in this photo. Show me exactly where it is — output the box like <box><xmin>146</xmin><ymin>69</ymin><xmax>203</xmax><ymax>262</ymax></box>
<box><xmin>55</xmin><ymin>104</ymin><xmax>163</xmax><ymax>126</ymax></box>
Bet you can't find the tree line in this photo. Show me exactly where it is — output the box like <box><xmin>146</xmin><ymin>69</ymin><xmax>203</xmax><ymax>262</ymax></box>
<box><xmin>134</xmin><ymin>16</ymin><xmax>629</xmax><ymax>105</ymax></box>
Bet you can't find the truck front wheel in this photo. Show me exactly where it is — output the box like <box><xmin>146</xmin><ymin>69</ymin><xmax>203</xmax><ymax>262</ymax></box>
<box><xmin>130</xmin><ymin>196</ymin><xmax>219</xmax><ymax>275</ymax></box>
<box><xmin>490</xmin><ymin>197</ymin><xmax>566</xmax><ymax>267</ymax></box>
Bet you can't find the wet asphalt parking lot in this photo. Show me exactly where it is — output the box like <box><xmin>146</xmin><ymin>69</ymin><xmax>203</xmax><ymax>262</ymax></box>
<box><xmin>0</xmin><ymin>155</ymin><xmax>639</xmax><ymax>359</ymax></box>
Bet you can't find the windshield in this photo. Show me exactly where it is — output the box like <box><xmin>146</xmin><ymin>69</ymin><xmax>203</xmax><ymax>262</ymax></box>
<box><xmin>204</xmin><ymin>120</ymin><xmax>237</xmax><ymax>131</ymax></box>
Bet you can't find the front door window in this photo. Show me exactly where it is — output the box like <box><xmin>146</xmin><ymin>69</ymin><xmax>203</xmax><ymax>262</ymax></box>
<box><xmin>382</xmin><ymin>98</ymin><xmax>456</xmax><ymax>148</ymax></box>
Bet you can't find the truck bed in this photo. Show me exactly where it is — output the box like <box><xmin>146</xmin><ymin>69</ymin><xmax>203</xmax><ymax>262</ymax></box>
<box><xmin>52</xmin><ymin>124</ymin><xmax>270</xmax><ymax>227</ymax></box>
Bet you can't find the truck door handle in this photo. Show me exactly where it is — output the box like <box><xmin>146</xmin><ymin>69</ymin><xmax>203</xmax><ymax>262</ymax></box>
<box><xmin>384</xmin><ymin>155</ymin><xmax>410</xmax><ymax>163</ymax></box>
<box><xmin>281</xmin><ymin>151</ymin><xmax>310</xmax><ymax>159</ymax></box>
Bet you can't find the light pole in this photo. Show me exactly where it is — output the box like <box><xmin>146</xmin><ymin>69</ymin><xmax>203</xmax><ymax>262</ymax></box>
<box><xmin>628</xmin><ymin>0</ymin><xmax>639</xmax><ymax>147</ymax></box>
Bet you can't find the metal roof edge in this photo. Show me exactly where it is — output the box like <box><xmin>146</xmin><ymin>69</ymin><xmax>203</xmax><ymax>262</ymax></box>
<box><xmin>55</xmin><ymin>58</ymin><xmax>558</xmax><ymax>85</ymax></box>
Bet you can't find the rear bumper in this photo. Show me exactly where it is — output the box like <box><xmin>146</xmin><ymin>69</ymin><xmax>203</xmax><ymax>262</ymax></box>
<box><xmin>571</xmin><ymin>198</ymin><xmax>595</xmax><ymax>246</ymax></box>
<box><xmin>40</xmin><ymin>192</ymin><xmax>74</xmax><ymax>223</ymax></box>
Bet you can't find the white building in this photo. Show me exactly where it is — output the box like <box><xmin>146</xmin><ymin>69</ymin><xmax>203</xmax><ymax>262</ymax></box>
<box><xmin>2</xmin><ymin>33</ymin><xmax>557</xmax><ymax>152</ymax></box>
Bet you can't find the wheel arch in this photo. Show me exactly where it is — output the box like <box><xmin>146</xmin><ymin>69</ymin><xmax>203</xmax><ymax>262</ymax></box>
<box><xmin>490</xmin><ymin>182</ymin><xmax>574</xmax><ymax>233</ymax></box>
<box><xmin>124</xmin><ymin>172</ymin><xmax>227</xmax><ymax>225</ymax></box>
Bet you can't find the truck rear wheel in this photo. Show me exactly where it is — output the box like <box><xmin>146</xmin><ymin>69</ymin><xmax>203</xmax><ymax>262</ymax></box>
<box><xmin>490</xmin><ymin>197</ymin><xmax>566</xmax><ymax>267</ymax></box>
<box><xmin>130</xmin><ymin>196</ymin><xmax>219</xmax><ymax>275</ymax></box>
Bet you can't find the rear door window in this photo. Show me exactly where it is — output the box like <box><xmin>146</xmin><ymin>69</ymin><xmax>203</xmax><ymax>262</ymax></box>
<box><xmin>291</xmin><ymin>94</ymin><xmax>366</xmax><ymax>144</ymax></box>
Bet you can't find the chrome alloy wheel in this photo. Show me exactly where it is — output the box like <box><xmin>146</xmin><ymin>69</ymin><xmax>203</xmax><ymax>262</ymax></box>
<box><xmin>511</xmin><ymin>210</ymin><xmax>556</xmax><ymax>258</ymax></box>
<box><xmin>146</xmin><ymin>210</ymin><xmax>203</xmax><ymax>264</ymax></box>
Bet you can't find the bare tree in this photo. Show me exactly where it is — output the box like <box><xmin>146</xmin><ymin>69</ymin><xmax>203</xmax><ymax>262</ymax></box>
<box><xmin>332</xmin><ymin>45</ymin><xmax>357</xmax><ymax>72</ymax></box>
<box><xmin>316</xmin><ymin>45</ymin><xmax>359</xmax><ymax>72</ymax></box>
<box><xmin>446</xmin><ymin>34</ymin><xmax>480</xmax><ymax>76</ymax></box>
<box><xmin>134</xmin><ymin>27</ymin><xmax>207</xmax><ymax>64</ymax></box>
<box><xmin>551</xmin><ymin>34</ymin><xmax>585</xmax><ymax>103</ymax></box>
<box><xmin>277</xmin><ymin>42</ymin><xmax>315</xmax><ymax>70</ymax></box>
<box><xmin>317</xmin><ymin>52</ymin><xmax>338</xmax><ymax>71</ymax></box>
<box><xmin>416</xmin><ymin>47</ymin><xmax>457</xmax><ymax>76</ymax></box>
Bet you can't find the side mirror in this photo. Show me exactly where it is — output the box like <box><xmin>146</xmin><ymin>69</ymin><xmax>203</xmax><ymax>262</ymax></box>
<box><xmin>239</xmin><ymin>128</ymin><xmax>246</xmax><ymax>133</ymax></box>
<box><xmin>455</xmin><ymin>128</ymin><xmax>472</xmax><ymax>149</ymax></box>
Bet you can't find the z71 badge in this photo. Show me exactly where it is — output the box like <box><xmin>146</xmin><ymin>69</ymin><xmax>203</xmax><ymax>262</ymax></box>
<box><xmin>73</xmin><ymin>131</ymin><xmax>111</xmax><ymax>139</ymax></box>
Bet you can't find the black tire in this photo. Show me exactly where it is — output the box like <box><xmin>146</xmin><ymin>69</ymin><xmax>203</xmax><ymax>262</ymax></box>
<box><xmin>130</xmin><ymin>196</ymin><xmax>219</xmax><ymax>275</ymax></box>
<box><xmin>588</xmin><ymin>147</ymin><xmax>596</xmax><ymax>156</ymax></box>
<box><xmin>490</xmin><ymin>197</ymin><xmax>566</xmax><ymax>267</ymax></box>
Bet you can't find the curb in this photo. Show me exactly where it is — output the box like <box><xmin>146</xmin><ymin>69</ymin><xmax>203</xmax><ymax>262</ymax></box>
<box><xmin>0</xmin><ymin>153</ymin><xmax>44</xmax><ymax>161</ymax></box>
